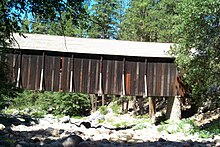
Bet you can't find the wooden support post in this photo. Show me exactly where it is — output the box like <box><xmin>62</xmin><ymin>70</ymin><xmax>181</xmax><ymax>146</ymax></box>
<box><xmin>138</xmin><ymin>96</ymin><xmax>144</xmax><ymax>115</ymax></box>
<box><xmin>39</xmin><ymin>51</ymin><xmax>45</xmax><ymax>91</ymax></box>
<box><xmin>133</xmin><ymin>96</ymin><xmax>137</xmax><ymax>115</ymax></box>
<box><xmin>69</xmin><ymin>54</ymin><xmax>74</xmax><ymax>92</ymax></box>
<box><xmin>149</xmin><ymin>97</ymin><xmax>156</xmax><ymax>118</ymax></box>
<box><xmin>16</xmin><ymin>51</ymin><xmax>22</xmax><ymax>88</ymax></box>
<box><xmin>102</xmin><ymin>94</ymin><xmax>105</xmax><ymax>106</ymax></box>
<box><xmin>121</xmin><ymin>96</ymin><xmax>124</xmax><ymax>112</ymax></box>
<box><xmin>90</xmin><ymin>94</ymin><xmax>97</xmax><ymax>112</ymax></box>
<box><xmin>125</xmin><ymin>98</ymin><xmax>129</xmax><ymax>113</ymax></box>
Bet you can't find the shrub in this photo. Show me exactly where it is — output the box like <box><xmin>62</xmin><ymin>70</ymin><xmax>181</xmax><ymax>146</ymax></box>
<box><xmin>9</xmin><ymin>90</ymin><xmax>90</xmax><ymax>117</ymax></box>
<box><xmin>157</xmin><ymin>119</ymin><xmax>196</xmax><ymax>135</ymax></box>
<box><xmin>110</xmin><ymin>102</ymin><xmax>121</xmax><ymax>114</ymax></box>
<box><xmin>99</xmin><ymin>106</ymin><xmax>108</xmax><ymax>115</ymax></box>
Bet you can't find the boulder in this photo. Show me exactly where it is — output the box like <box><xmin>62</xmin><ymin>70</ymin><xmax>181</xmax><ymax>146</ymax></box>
<box><xmin>62</xmin><ymin>135</ymin><xmax>83</xmax><ymax>147</ymax></box>
<box><xmin>80</xmin><ymin>122</ymin><xmax>91</xmax><ymax>129</ymax></box>
<box><xmin>0</xmin><ymin>124</ymin><xmax>5</xmax><ymax>130</ymax></box>
<box><xmin>77</xmin><ymin>141</ymin><xmax>91</xmax><ymax>147</ymax></box>
<box><xmin>60</xmin><ymin>116</ymin><xmax>70</xmax><ymax>123</ymax></box>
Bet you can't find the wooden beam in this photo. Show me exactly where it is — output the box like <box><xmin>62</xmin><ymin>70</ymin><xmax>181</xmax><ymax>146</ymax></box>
<box><xmin>144</xmin><ymin>59</ymin><xmax>148</xmax><ymax>97</ymax></box>
<box><xmin>16</xmin><ymin>51</ymin><xmax>22</xmax><ymax>88</ymax></box>
<box><xmin>69</xmin><ymin>54</ymin><xmax>74</xmax><ymax>92</ymax></box>
<box><xmin>121</xmin><ymin>57</ymin><xmax>126</xmax><ymax>96</ymax></box>
<box><xmin>39</xmin><ymin>51</ymin><xmax>45</xmax><ymax>91</ymax></box>
<box><xmin>98</xmin><ymin>56</ymin><xmax>103</xmax><ymax>96</ymax></box>
<box><xmin>149</xmin><ymin>96</ymin><xmax>156</xmax><ymax>118</ymax></box>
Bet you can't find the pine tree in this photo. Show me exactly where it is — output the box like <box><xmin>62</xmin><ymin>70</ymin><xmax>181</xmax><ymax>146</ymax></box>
<box><xmin>88</xmin><ymin>0</ymin><xmax>121</xmax><ymax>39</ymax></box>
<box><xmin>119</xmin><ymin>0</ymin><xmax>177</xmax><ymax>42</ymax></box>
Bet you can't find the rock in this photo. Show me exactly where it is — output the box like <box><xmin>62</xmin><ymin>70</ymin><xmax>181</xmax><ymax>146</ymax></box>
<box><xmin>62</xmin><ymin>135</ymin><xmax>83</xmax><ymax>147</ymax></box>
<box><xmin>43</xmin><ymin>138</ymin><xmax>52</xmax><ymax>144</ymax></box>
<box><xmin>80</xmin><ymin>122</ymin><xmax>91</xmax><ymax>128</ymax></box>
<box><xmin>0</xmin><ymin>124</ymin><xmax>5</xmax><ymax>130</ymax></box>
<box><xmin>0</xmin><ymin>140</ymin><xmax>11</xmax><ymax>147</ymax></box>
<box><xmin>77</xmin><ymin>141</ymin><xmax>91</xmax><ymax>147</ymax></box>
<box><xmin>33</xmin><ymin>138</ymin><xmax>41</xmax><ymax>143</ymax></box>
<box><xmin>206</xmin><ymin>143</ymin><xmax>212</xmax><ymax>147</ymax></box>
<box><xmin>89</xmin><ymin>111</ymin><xmax>101</xmax><ymax>120</ymax></box>
<box><xmin>183</xmin><ymin>142</ymin><xmax>191</xmax><ymax>147</ymax></box>
<box><xmin>216</xmin><ymin>142</ymin><xmax>220</xmax><ymax>147</ymax></box>
<box><xmin>158</xmin><ymin>138</ymin><xmax>166</xmax><ymax>142</ymax></box>
<box><xmin>215</xmin><ymin>139</ymin><xmax>220</xmax><ymax>144</ymax></box>
<box><xmin>46</xmin><ymin>127</ymin><xmax>55</xmax><ymax>135</ymax></box>
<box><xmin>50</xmin><ymin>141</ymin><xmax>62</xmax><ymax>147</ymax></box>
<box><xmin>16</xmin><ymin>141</ymin><xmax>30</xmax><ymax>147</ymax></box>
<box><xmin>17</xmin><ymin>118</ymin><xmax>25</xmax><ymax>122</ymax></box>
<box><xmin>60</xmin><ymin>116</ymin><xmax>70</xmax><ymax>123</ymax></box>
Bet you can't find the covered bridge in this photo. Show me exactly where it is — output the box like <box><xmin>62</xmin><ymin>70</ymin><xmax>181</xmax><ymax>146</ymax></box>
<box><xmin>5</xmin><ymin>33</ymin><xmax>185</xmax><ymax>98</ymax></box>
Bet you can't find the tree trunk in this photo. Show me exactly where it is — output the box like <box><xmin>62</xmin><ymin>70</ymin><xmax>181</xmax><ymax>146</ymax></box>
<box><xmin>149</xmin><ymin>97</ymin><xmax>156</xmax><ymax>118</ymax></box>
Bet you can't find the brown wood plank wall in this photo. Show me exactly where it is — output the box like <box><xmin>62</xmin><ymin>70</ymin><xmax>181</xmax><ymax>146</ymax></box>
<box><xmin>5</xmin><ymin>50</ymin><xmax>182</xmax><ymax>97</ymax></box>
<box><xmin>103</xmin><ymin>57</ymin><xmax>123</xmax><ymax>95</ymax></box>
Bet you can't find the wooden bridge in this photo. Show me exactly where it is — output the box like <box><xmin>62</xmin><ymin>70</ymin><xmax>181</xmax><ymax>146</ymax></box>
<box><xmin>5</xmin><ymin>33</ymin><xmax>185</xmax><ymax>98</ymax></box>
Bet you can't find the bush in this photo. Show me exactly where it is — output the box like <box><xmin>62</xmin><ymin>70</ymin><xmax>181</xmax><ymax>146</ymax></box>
<box><xmin>0</xmin><ymin>53</ymin><xmax>19</xmax><ymax>109</ymax></box>
<box><xmin>99</xmin><ymin>106</ymin><xmax>108</xmax><ymax>115</ymax></box>
<box><xmin>9</xmin><ymin>90</ymin><xmax>91</xmax><ymax>117</ymax></box>
<box><xmin>157</xmin><ymin>119</ymin><xmax>197</xmax><ymax>135</ymax></box>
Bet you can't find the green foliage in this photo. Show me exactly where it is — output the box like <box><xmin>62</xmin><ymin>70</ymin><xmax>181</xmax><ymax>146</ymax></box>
<box><xmin>171</xmin><ymin>0</ymin><xmax>220</xmax><ymax>109</ymax></box>
<box><xmin>198</xmin><ymin>122</ymin><xmax>220</xmax><ymax>138</ymax></box>
<box><xmin>88</xmin><ymin>0</ymin><xmax>122</xmax><ymax>39</ymax></box>
<box><xmin>99</xmin><ymin>106</ymin><xmax>108</xmax><ymax>115</ymax></box>
<box><xmin>157</xmin><ymin>119</ymin><xmax>197</xmax><ymax>135</ymax></box>
<box><xmin>98</xmin><ymin>119</ymin><xmax>105</xmax><ymax>123</ymax></box>
<box><xmin>119</xmin><ymin>0</ymin><xmax>178</xmax><ymax>42</ymax></box>
<box><xmin>10</xmin><ymin>90</ymin><xmax>90</xmax><ymax>117</ymax></box>
<box><xmin>110</xmin><ymin>102</ymin><xmax>121</xmax><ymax>114</ymax></box>
<box><xmin>113</xmin><ymin>121</ymin><xmax>129</xmax><ymax>128</ymax></box>
<box><xmin>0</xmin><ymin>0</ymin><xmax>88</xmax><ymax>109</ymax></box>
<box><xmin>0</xmin><ymin>53</ymin><xmax>20</xmax><ymax>109</ymax></box>
<box><xmin>132</xmin><ymin>118</ymin><xmax>151</xmax><ymax>130</ymax></box>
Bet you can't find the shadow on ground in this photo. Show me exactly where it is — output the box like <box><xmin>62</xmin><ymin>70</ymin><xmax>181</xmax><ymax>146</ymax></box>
<box><xmin>0</xmin><ymin>114</ymin><xmax>216</xmax><ymax>147</ymax></box>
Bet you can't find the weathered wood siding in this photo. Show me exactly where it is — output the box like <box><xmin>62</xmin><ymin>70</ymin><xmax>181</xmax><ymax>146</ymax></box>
<box><xmin>5</xmin><ymin>49</ymin><xmax>182</xmax><ymax>97</ymax></box>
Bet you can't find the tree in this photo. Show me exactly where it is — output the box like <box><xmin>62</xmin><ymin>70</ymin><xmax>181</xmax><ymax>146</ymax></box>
<box><xmin>88</xmin><ymin>0</ymin><xmax>121</xmax><ymax>39</ymax></box>
<box><xmin>0</xmin><ymin>0</ymin><xmax>87</xmax><ymax>108</ymax></box>
<box><xmin>119</xmin><ymin>0</ymin><xmax>178</xmax><ymax>42</ymax></box>
<box><xmin>171</xmin><ymin>0</ymin><xmax>220</xmax><ymax>110</ymax></box>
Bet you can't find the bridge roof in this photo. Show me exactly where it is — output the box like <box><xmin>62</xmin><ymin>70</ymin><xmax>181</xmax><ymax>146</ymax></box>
<box><xmin>11</xmin><ymin>33</ymin><xmax>174</xmax><ymax>58</ymax></box>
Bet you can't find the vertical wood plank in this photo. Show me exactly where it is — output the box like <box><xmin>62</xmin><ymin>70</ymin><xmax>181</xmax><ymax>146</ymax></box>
<box><xmin>16</xmin><ymin>51</ymin><xmax>22</xmax><ymax>88</ymax></box>
<box><xmin>160</xmin><ymin>63</ymin><xmax>165</xmax><ymax>96</ymax></box>
<box><xmin>39</xmin><ymin>52</ymin><xmax>45</xmax><ymax>91</ymax></box>
<box><xmin>69</xmin><ymin>54</ymin><xmax>74</xmax><ymax>92</ymax></box>
<box><xmin>156</xmin><ymin>63</ymin><xmax>162</xmax><ymax>96</ymax></box>
<box><xmin>113</xmin><ymin>60</ymin><xmax>118</xmax><ymax>94</ymax></box>
<box><xmin>87</xmin><ymin>59</ymin><xmax>91</xmax><ymax>93</ymax></box>
<box><xmin>98</xmin><ymin>56</ymin><xmax>103</xmax><ymax>95</ymax></box>
<box><xmin>153</xmin><ymin>63</ymin><xmax>157</xmax><ymax>96</ymax></box>
<box><xmin>167</xmin><ymin>63</ymin><xmax>171</xmax><ymax>96</ymax></box>
<box><xmin>135</xmin><ymin>62</ymin><xmax>140</xmax><ymax>95</ymax></box>
<box><xmin>144</xmin><ymin>59</ymin><xmax>148</xmax><ymax>97</ymax></box>
<box><xmin>122</xmin><ymin>57</ymin><xmax>126</xmax><ymax>96</ymax></box>
<box><xmin>79</xmin><ymin>58</ymin><xmax>83</xmax><ymax>93</ymax></box>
